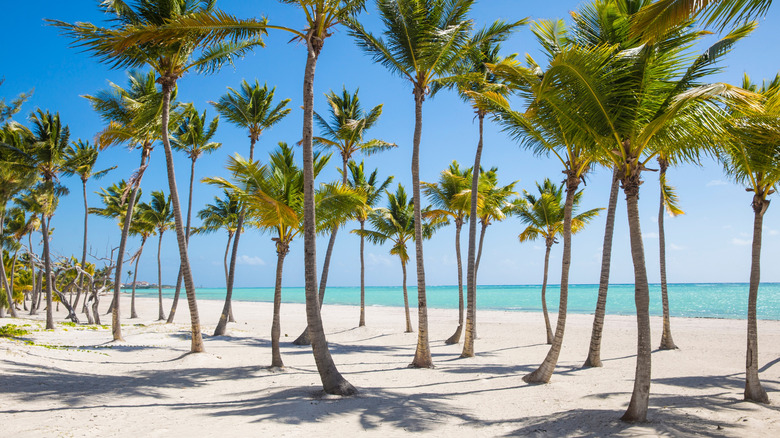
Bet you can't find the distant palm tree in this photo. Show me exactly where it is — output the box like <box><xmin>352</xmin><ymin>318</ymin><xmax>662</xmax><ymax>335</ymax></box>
<box><xmin>210</xmin><ymin>80</ymin><xmax>290</xmax><ymax>336</ymax></box>
<box><xmin>512</xmin><ymin>179</ymin><xmax>601</xmax><ymax>344</ymax></box>
<box><xmin>346</xmin><ymin>161</ymin><xmax>392</xmax><ymax>327</ymax></box>
<box><xmin>356</xmin><ymin>184</ymin><xmax>441</xmax><ymax>333</ymax></box>
<box><xmin>63</xmin><ymin>139</ymin><xmax>115</xmax><ymax>311</ymax></box>
<box><xmin>140</xmin><ymin>191</ymin><xmax>174</xmax><ymax>321</ymax></box>
<box><xmin>196</xmin><ymin>190</ymin><xmax>242</xmax><ymax>293</ymax></box>
<box><xmin>720</xmin><ymin>72</ymin><xmax>780</xmax><ymax>404</ymax></box>
<box><xmin>128</xmin><ymin>207</ymin><xmax>155</xmax><ymax>319</ymax></box>
<box><xmin>167</xmin><ymin>105</ymin><xmax>221</xmax><ymax>323</ymax></box>
<box><xmin>10</xmin><ymin>193</ymin><xmax>42</xmax><ymax>316</ymax></box>
<box><xmin>422</xmin><ymin>161</ymin><xmax>472</xmax><ymax>344</ymax></box>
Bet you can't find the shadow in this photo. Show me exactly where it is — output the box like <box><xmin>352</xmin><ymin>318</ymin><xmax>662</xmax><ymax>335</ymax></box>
<box><xmin>760</xmin><ymin>357</ymin><xmax>780</xmax><ymax>373</ymax></box>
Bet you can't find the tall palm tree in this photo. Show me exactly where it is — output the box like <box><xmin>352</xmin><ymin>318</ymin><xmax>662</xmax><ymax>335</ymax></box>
<box><xmin>512</xmin><ymin>178</ymin><xmax>601</xmax><ymax>344</ymax></box>
<box><xmin>210</xmin><ymin>80</ymin><xmax>290</xmax><ymax>336</ymax></box>
<box><xmin>167</xmin><ymin>105</ymin><xmax>221</xmax><ymax>323</ymax></box>
<box><xmin>62</xmin><ymin>139</ymin><xmax>115</xmax><ymax>311</ymax></box>
<box><xmin>128</xmin><ymin>207</ymin><xmax>155</xmax><ymax>319</ymax></box>
<box><xmin>720</xmin><ymin>73</ymin><xmax>780</xmax><ymax>404</ymax></box>
<box><xmin>195</xmin><ymin>190</ymin><xmax>242</xmax><ymax>294</ymax></box>
<box><xmin>356</xmin><ymin>184</ymin><xmax>440</xmax><ymax>333</ymax></box>
<box><xmin>140</xmin><ymin>191</ymin><xmax>174</xmax><ymax>321</ymax></box>
<box><xmin>422</xmin><ymin>161</ymin><xmax>471</xmax><ymax>344</ymax></box>
<box><xmin>347</xmin><ymin>160</ymin><xmax>393</xmax><ymax>327</ymax></box>
<box><xmin>206</xmin><ymin>143</ymin><xmax>363</xmax><ymax>369</ymax></box>
<box><xmin>51</xmin><ymin>0</ymin><xmax>265</xmax><ymax>353</ymax></box>
<box><xmin>293</xmin><ymin>86</ymin><xmax>396</xmax><ymax>345</ymax></box>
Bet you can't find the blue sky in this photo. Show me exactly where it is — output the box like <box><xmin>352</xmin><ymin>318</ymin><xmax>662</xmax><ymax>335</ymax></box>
<box><xmin>2</xmin><ymin>1</ymin><xmax>780</xmax><ymax>288</ymax></box>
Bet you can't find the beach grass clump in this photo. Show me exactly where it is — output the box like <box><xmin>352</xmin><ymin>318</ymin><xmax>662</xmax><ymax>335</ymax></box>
<box><xmin>0</xmin><ymin>324</ymin><xmax>31</xmax><ymax>338</ymax></box>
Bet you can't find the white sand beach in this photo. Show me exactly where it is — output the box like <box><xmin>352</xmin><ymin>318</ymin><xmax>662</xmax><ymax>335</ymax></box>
<box><xmin>2</xmin><ymin>295</ymin><xmax>779</xmax><ymax>437</ymax></box>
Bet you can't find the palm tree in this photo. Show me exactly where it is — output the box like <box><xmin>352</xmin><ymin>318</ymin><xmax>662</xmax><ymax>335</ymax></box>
<box><xmin>62</xmin><ymin>139</ymin><xmax>115</xmax><ymax>311</ymax></box>
<box><xmin>167</xmin><ymin>105</ymin><xmax>221</xmax><ymax>323</ymax></box>
<box><xmin>422</xmin><ymin>161</ymin><xmax>471</xmax><ymax>344</ymax></box>
<box><xmin>293</xmin><ymin>86</ymin><xmax>396</xmax><ymax>345</ymax></box>
<box><xmin>195</xmin><ymin>190</ymin><xmax>242</xmax><ymax>294</ymax></box>
<box><xmin>140</xmin><ymin>191</ymin><xmax>174</xmax><ymax>321</ymax></box>
<box><xmin>719</xmin><ymin>73</ymin><xmax>780</xmax><ymax>404</ymax></box>
<box><xmin>205</xmin><ymin>143</ymin><xmax>363</xmax><ymax>369</ymax></box>
<box><xmin>210</xmin><ymin>80</ymin><xmax>290</xmax><ymax>336</ymax></box>
<box><xmin>512</xmin><ymin>179</ymin><xmax>601</xmax><ymax>345</ymax></box>
<box><xmin>346</xmin><ymin>160</ymin><xmax>393</xmax><ymax>327</ymax></box>
<box><xmin>10</xmin><ymin>192</ymin><xmax>42</xmax><ymax>316</ymax></box>
<box><xmin>356</xmin><ymin>184</ymin><xmax>440</xmax><ymax>333</ymax></box>
<box><xmin>51</xmin><ymin>0</ymin><xmax>265</xmax><ymax>353</ymax></box>
<box><xmin>633</xmin><ymin>0</ymin><xmax>771</xmax><ymax>39</ymax></box>
<box><xmin>2</xmin><ymin>207</ymin><xmax>39</xmax><ymax>313</ymax></box>
<box><xmin>128</xmin><ymin>207</ymin><xmax>155</xmax><ymax>319</ymax></box>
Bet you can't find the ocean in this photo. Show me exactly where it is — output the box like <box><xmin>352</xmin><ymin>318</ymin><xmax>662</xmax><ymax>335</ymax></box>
<box><xmin>129</xmin><ymin>283</ymin><xmax>780</xmax><ymax>320</ymax></box>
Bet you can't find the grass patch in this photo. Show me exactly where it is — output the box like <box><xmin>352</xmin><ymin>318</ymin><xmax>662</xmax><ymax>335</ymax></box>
<box><xmin>0</xmin><ymin>324</ymin><xmax>30</xmax><ymax>338</ymax></box>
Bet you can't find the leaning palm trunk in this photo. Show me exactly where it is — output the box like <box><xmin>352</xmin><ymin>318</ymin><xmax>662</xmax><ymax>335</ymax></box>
<box><xmin>156</xmin><ymin>232</ymin><xmax>166</xmax><ymax>321</ymax></box>
<box><xmin>41</xmin><ymin>217</ymin><xmax>55</xmax><ymax>330</ymax></box>
<box><xmin>271</xmin><ymin>245</ymin><xmax>288</xmax><ymax>369</ymax></box>
<box><xmin>359</xmin><ymin>220</ymin><xmax>367</xmax><ymax>327</ymax></box>
<box><xmin>130</xmin><ymin>238</ymin><xmax>147</xmax><ymax>319</ymax></box>
<box><xmin>74</xmin><ymin>180</ymin><xmax>89</xmax><ymax>311</ymax></box>
<box><xmin>584</xmin><ymin>166</ymin><xmax>619</xmax><ymax>367</ymax></box>
<box><xmin>745</xmin><ymin>196</ymin><xmax>769</xmax><ymax>403</ymax></box>
<box><xmin>301</xmin><ymin>34</ymin><xmax>355</xmax><ymax>394</ymax></box>
<box><xmin>540</xmin><ymin>242</ymin><xmax>553</xmax><ymax>345</ymax></box>
<box><xmin>214</xmin><ymin>215</ymin><xmax>243</xmax><ymax>335</ymax></box>
<box><xmin>28</xmin><ymin>235</ymin><xmax>37</xmax><ymax>315</ymax></box>
<box><xmin>523</xmin><ymin>175</ymin><xmax>578</xmax><ymax>383</ymax></box>
<box><xmin>462</xmin><ymin>113</ymin><xmax>485</xmax><ymax>358</ymax></box>
<box><xmin>167</xmin><ymin>158</ymin><xmax>197</xmax><ymax>323</ymax></box>
<box><xmin>620</xmin><ymin>178</ymin><xmax>652</xmax><ymax>423</ymax></box>
<box><xmin>159</xmin><ymin>78</ymin><xmax>204</xmax><ymax>353</ymax></box>
<box><xmin>411</xmin><ymin>89</ymin><xmax>433</xmax><ymax>368</ymax></box>
<box><xmin>0</xmin><ymin>213</ymin><xmax>18</xmax><ymax>318</ymax></box>
<box><xmin>445</xmin><ymin>220</ymin><xmax>464</xmax><ymax>344</ymax></box>
<box><xmin>402</xmin><ymin>260</ymin><xmax>413</xmax><ymax>333</ymax></box>
<box><xmin>658</xmin><ymin>161</ymin><xmax>677</xmax><ymax>350</ymax></box>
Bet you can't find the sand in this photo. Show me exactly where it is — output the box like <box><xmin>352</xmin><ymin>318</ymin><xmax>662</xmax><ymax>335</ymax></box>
<box><xmin>1</xmin><ymin>294</ymin><xmax>779</xmax><ymax>437</ymax></box>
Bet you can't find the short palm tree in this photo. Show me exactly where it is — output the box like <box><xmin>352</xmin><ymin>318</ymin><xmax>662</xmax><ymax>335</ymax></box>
<box><xmin>356</xmin><ymin>184</ymin><xmax>440</xmax><ymax>333</ymax></box>
<box><xmin>167</xmin><ymin>105</ymin><xmax>221</xmax><ymax>323</ymax></box>
<box><xmin>512</xmin><ymin>179</ymin><xmax>601</xmax><ymax>345</ymax></box>
<box><xmin>128</xmin><ymin>208</ymin><xmax>155</xmax><ymax>319</ymax></box>
<box><xmin>63</xmin><ymin>139</ymin><xmax>115</xmax><ymax>311</ymax></box>
<box><xmin>346</xmin><ymin>160</ymin><xmax>393</xmax><ymax>327</ymax></box>
<box><xmin>422</xmin><ymin>161</ymin><xmax>472</xmax><ymax>344</ymax></box>
<box><xmin>720</xmin><ymin>73</ymin><xmax>780</xmax><ymax>404</ymax></box>
<box><xmin>10</xmin><ymin>192</ymin><xmax>42</xmax><ymax>316</ymax></box>
<box><xmin>210</xmin><ymin>80</ymin><xmax>290</xmax><ymax>336</ymax></box>
<box><xmin>196</xmin><ymin>190</ymin><xmax>242</xmax><ymax>292</ymax></box>
<box><xmin>140</xmin><ymin>191</ymin><xmax>174</xmax><ymax>321</ymax></box>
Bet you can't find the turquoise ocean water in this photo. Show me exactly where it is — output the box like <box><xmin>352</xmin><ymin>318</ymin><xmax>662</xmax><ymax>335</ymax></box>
<box><xmin>130</xmin><ymin>283</ymin><xmax>780</xmax><ymax>320</ymax></box>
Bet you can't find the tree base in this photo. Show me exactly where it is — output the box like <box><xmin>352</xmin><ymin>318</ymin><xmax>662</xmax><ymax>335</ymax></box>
<box><xmin>582</xmin><ymin>355</ymin><xmax>603</xmax><ymax>368</ymax></box>
<box><xmin>745</xmin><ymin>385</ymin><xmax>770</xmax><ymax>404</ymax></box>
<box><xmin>522</xmin><ymin>368</ymin><xmax>550</xmax><ymax>384</ymax></box>
<box><xmin>658</xmin><ymin>342</ymin><xmax>678</xmax><ymax>350</ymax></box>
<box><xmin>292</xmin><ymin>328</ymin><xmax>311</xmax><ymax>346</ymax></box>
<box><xmin>323</xmin><ymin>379</ymin><xmax>358</xmax><ymax>396</ymax></box>
<box><xmin>445</xmin><ymin>325</ymin><xmax>463</xmax><ymax>344</ymax></box>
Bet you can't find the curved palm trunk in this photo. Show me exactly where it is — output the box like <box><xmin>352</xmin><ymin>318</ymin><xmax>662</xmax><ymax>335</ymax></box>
<box><xmin>462</xmin><ymin>113</ymin><xmax>485</xmax><ymax>358</ymax></box>
<box><xmin>74</xmin><ymin>179</ymin><xmax>89</xmax><ymax>311</ymax></box>
<box><xmin>156</xmin><ymin>232</ymin><xmax>166</xmax><ymax>321</ymax></box>
<box><xmin>159</xmin><ymin>79</ymin><xmax>204</xmax><ymax>353</ymax></box>
<box><xmin>359</xmin><ymin>220</ymin><xmax>367</xmax><ymax>327</ymax></box>
<box><xmin>658</xmin><ymin>161</ymin><xmax>677</xmax><ymax>350</ymax></box>
<box><xmin>541</xmin><ymin>242</ymin><xmax>554</xmax><ymax>345</ymax></box>
<box><xmin>10</xmin><ymin>251</ymin><xmax>18</xmax><ymax>312</ymax></box>
<box><xmin>445</xmin><ymin>220</ymin><xmax>464</xmax><ymax>344</ymax></box>
<box><xmin>167</xmin><ymin>158</ymin><xmax>197</xmax><ymax>323</ymax></box>
<box><xmin>0</xmin><ymin>212</ymin><xmax>18</xmax><ymax>318</ymax></box>
<box><xmin>745</xmin><ymin>196</ymin><xmax>769</xmax><ymax>403</ymax></box>
<box><xmin>523</xmin><ymin>175</ymin><xmax>579</xmax><ymax>383</ymax></box>
<box><xmin>402</xmin><ymin>260</ymin><xmax>412</xmax><ymax>333</ymax></box>
<box><xmin>620</xmin><ymin>178</ymin><xmax>652</xmax><ymax>423</ymax></box>
<box><xmin>271</xmin><ymin>246</ymin><xmax>288</xmax><ymax>369</ymax></box>
<box><xmin>584</xmin><ymin>166</ymin><xmax>620</xmax><ymax>367</ymax></box>
<box><xmin>28</xmin><ymin>233</ymin><xmax>37</xmax><ymax>316</ymax></box>
<box><xmin>301</xmin><ymin>35</ymin><xmax>355</xmax><ymax>394</ymax></box>
<box><xmin>42</xmin><ymin>216</ymin><xmax>55</xmax><ymax>330</ymax></box>
<box><xmin>130</xmin><ymin>238</ymin><xmax>147</xmax><ymax>319</ymax></box>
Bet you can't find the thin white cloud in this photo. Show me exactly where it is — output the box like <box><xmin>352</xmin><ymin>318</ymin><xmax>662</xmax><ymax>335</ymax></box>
<box><xmin>706</xmin><ymin>180</ymin><xmax>728</xmax><ymax>187</ymax></box>
<box><xmin>367</xmin><ymin>253</ymin><xmax>393</xmax><ymax>267</ymax></box>
<box><xmin>731</xmin><ymin>238</ymin><xmax>750</xmax><ymax>246</ymax></box>
<box><xmin>237</xmin><ymin>255</ymin><xmax>266</xmax><ymax>266</ymax></box>
<box><xmin>669</xmin><ymin>243</ymin><xmax>685</xmax><ymax>251</ymax></box>
<box><xmin>769</xmin><ymin>229</ymin><xmax>779</xmax><ymax>236</ymax></box>
<box><xmin>643</xmin><ymin>232</ymin><xmax>659</xmax><ymax>239</ymax></box>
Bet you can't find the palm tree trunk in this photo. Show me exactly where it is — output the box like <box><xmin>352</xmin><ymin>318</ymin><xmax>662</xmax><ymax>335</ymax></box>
<box><xmin>271</xmin><ymin>245</ymin><xmax>287</xmax><ymax>369</ymax></box>
<box><xmin>462</xmin><ymin>112</ymin><xmax>485</xmax><ymax>358</ymax></box>
<box><xmin>301</xmin><ymin>34</ymin><xmax>355</xmax><ymax>394</ymax></box>
<box><xmin>541</xmin><ymin>242</ymin><xmax>553</xmax><ymax>345</ymax></box>
<box><xmin>445</xmin><ymin>220</ymin><xmax>464</xmax><ymax>344</ymax></box>
<box><xmin>74</xmin><ymin>179</ymin><xmax>89</xmax><ymax>311</ymax></box>
<box><xmin>223</xmin><ymin>233</ymin><xmax>233</xmax><ymax>287</ymax></box>
<box><xmin>10</xmin><ymin>251</ymin><xmax>18</xmax><ymax>312</ymax></box>
<box><xmin>42</xmin><ymin>216</ymin><xmax>55</xmax><ymax>330</ymax></box>
<box><xmin>167</xmin><ymin>157</ymin><xmax>197</xmax><ymax>323</ymax></box>
<box><xmin>745</xmin><ymin>196</ymin><xmax>769</xmax><ymax>403</ymax></box>
<box><xmin>156</xmin><ymin>231</ymin><xmax>166</xmax><ymax>321</ymax></box>
<box><xmin>475</xmin><ymin>221</ymin><xmax>487</xmax><ymax>276</ymax></box>
<box><xmin>620</xmin><ymin>177</ymin><xmax>652</xmax><ymax>423</ymax></box>
<box><xmin>411</xmin><ymin>87</ymin><xmax>433</xmax><ymax>368</ymax></box>
<box><xmin>0</xmin><ymin>212</ymin><xmax>18</xmax><ymax>318</ymax></box>
<box><xmin>359</xmin><ymin>220</ymin><xmax>367</xmax><ymax>327</ymax></box>
<box><xmin>402</xmin><ymin>260</ymin><xmax>412</xmax><ymax>333</ymax></box>
<box><xmin>658</xmin><ymin>161</ymin><xmax>677</xmax><ymax>350</ymax></box>
<box><xmin>584</xmin><ymin>166</ymin><xmax>619</xmax><ymax>368</ymax></box>
<box><xmin>523</xmin><ymin>174</ymin><xmax>579</xmax><ymax>383</ymax></box>
<box><xmin>159</xmin><ymin>78</ymin><xmax>204</xmax><ymax>353</ymax></box>
<box><xmin>130</xmin><ymin>238</ymin><xmax>146</xmax><ymax>319</ymax></box>
<box><xmin>28</xmin><ymin>233</ymin><xmax>37</xmax><ymax>316</ymax></box>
